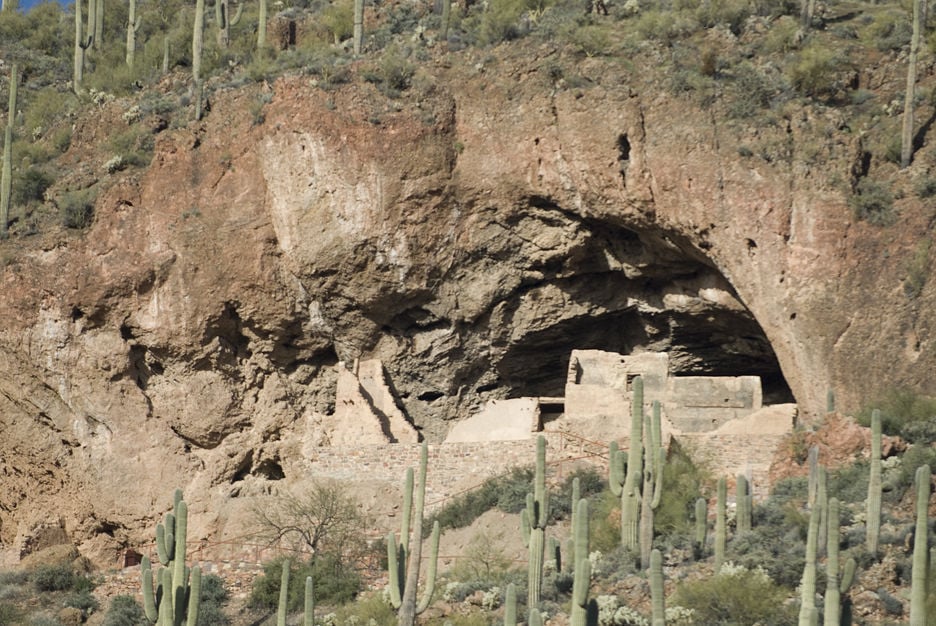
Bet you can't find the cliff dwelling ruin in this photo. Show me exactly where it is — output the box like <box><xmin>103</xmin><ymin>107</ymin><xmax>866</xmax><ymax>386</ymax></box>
<box><xmin>308</xmin><ymin>349</ymin><xmax>796</xmax><ymax>498</ymax></box>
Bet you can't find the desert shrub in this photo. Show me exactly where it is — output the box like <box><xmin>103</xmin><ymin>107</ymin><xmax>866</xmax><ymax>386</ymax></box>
<box><xmin>915</xmin><ymin>177</ymin><xmax>936</xmax><ymax>198</ymax></box>
<box><xmin>479</xmin><ymin>0</ymin><xmax>529</xmax><ymax>44</ymax></box>
<box><xmin>448</xmin><ymin>531</ymin><xmax>516</xmax><ymax>584</ymax></box>
<box><xmin>249</xmin><ymin>553</ymin><xmax>361</xmax><ymax>610</ymax></box>
<box><xmin>197</xmin><ymin>573</ymin><xmax>230</xmax><ymax>626</ymax></box>
<box><xmin>328</xmin><ymin>592</ymin><xmax>397</xmax><ymax>624</ymax></box>
<box><xmin>827</xmin><ymin>459</ymin><xmax>870</xmax><ymax>504</ymax></box>
<box><xmin>59</xmin><ymin>188</ymin><xmax>96</xmax><ymax>229</ymax></box>
<box><xmin>108</xmin><ymin>126</ymin><xmax>155</xmax><ymax>168</ymax></box>
<box><xmin>428</xmin><ymin>466</ymin><xmax>533</xmax><ymax>532</ymax></box>
<box><xmin>633</xmin><ymin>10</ymin><xmax>699</xmax><ymax>44</ymax></box>
<box><xmin>101</xmin><ymin>595</ymin><xmax>146</xmax><ymax>626</ymax></box>
<box><xmin>761</xmin><ymin>15</ymin><xmax>800</xmax><ymax>53</ymax></box>
<box><xmin>673</xmin><ymin>562</ymin><xmax>796</xmax><ymax>625</ymax></box>
<box><xmin>849</xmin><ymin>178</ymin><xmax>895</xmax><ymax>226</ymax></box>
<box><xmin>0</xmin><ymin>602</ymin><xmax>23</xmax><ymax>624</ymax></box>
<box><xmin>64</xmin><ymin>588</ymin><xmax>99</xmax><ymax>616</ymax></box>
<box><xmin>12</xmin><ymin>168</ymin><xmax>54</xmax><ymax>207</ymax></box>
<box><xmin>865</xmin><ymin>10</ymin><xmax>912</xmax><ymax>51</ymax></box>
<box><xmin>858</xmin><ymin>389</ymin><xmax>936</xmax><ymax>436</ymax></box>
<box><xmin>694</xmin><ymin>0</ymin><xmax>751</xmax><ymax>33</ymax></box>
<box><xmin>22</xmin><ymin>88</ymin><xmax>75</xmax><ymax>140</ymax></box>
<box><xmin>728</xmin><ymin>498</ymin><xmax>807</xmax><ymax>587</ymax></box>
<box><xmin>727</xmin><ymin>61</ymin><xmax>787</xmax><ymax>118</ymax></box>
<box><xmin>565</xmin><ymin>22</ymin><xmax>612</xmax><ymax>57</ymax></box>
<box><xmin>654</xmin><ymin>441</ymin><xmax>708</xmax><ymax>538</ymax></box>
<box><xmin>590</xmin><ymin>489</ymin><xmax>623</xmax><ymax>553</ymax></box>
<box><xmin>322</xmin><ymin>0</ymin><xmax>353</xmax><ymax>43</ymax></box>
<box><xmin>32</xmin><ymin>563</ymin><xmax>75</xmax><ymax>592</ymax></box>
<box><xmin>787</xmin><ymin>43</ymin><xmax>849</xmax><ymax>100</ymax></box>
<box><xmin>363</xmin><ymin>48</ymin><xmax>416</xmax><ymax>97</ymax></box>
<box><xmin>550</xmin><ymin>467</ymin><xmax>607</xmax><ymax>521</ymax></box>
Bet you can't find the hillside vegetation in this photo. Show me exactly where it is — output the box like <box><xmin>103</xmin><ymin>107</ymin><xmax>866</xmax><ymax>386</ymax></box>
<box><xmin>2</xmin><ymin>0</ymin><xmax>936</xmax><ymax>241</ymax></box>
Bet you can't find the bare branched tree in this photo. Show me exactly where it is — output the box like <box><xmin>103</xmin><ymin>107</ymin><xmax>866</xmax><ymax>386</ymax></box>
<box><xmin>252</xmin><ymin>481</ymin><xmax>373</xmax><ymax>567</ymax></box>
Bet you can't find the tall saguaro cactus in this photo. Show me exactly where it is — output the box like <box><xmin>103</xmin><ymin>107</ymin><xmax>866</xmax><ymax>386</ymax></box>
<box><xmin>693</xmin><ymin>497</ymin><xmax>707</xmax><ymax>557</ymax></box>
<box><xmin>126</xmin><ymin>0</ymin><xmax>142</xmax><ymax>68</ymax></box>
<box><xmin>387</xmin><ymin>442</ymin><xmax>440</xmax><ymax>626</ymax></box>
<box><xmin>736</xmin><ymin>474</ymin><xmax>751</xmax><ymax>535</ymax></box>
<box><xmin>902</xmin><ymin>0</ymin><xmax>924</xmax><ymax>168</ymax></box>
<box><xmin>521</xmin><ymin>435</ymin><xmax>549</xmax><ymax>608</ymax></box>
<box><xmin>640</xmin><ymin>400</ymin><xmax>664</xmax><ymax>568</ymax></box>
<box><xmin>799</xmin><ymin>492</ymin><xmax>821</xmax><ymax>626</ymax></box>
<box><xmin>215</xmin><ymin>0</ymin><xmax>243</xmax><ymax>47</ymax></box>
<box><xmin>714</xmin><ymin>477</ymin><xmax>727</xmax><ymax>573</ymax></box>
<box><xmin>141</xmin><ymin>489</ymin><xmax>202</xmax><ymax>626</ymax></box>
<box><xmin>866</xmin><ymin>409</ymin><xmax>882</xmax><ymax>554</ymax></box>
<box><xmin>824</xmin><ymin>497</ymin><xmax>856</xmax><ymax>626</ymax></box>
<box><xmin>303</xmin><ymin>575</ymin><xmax>314</xmax><ymax>626</ymax></box>
<box><xmin>570</xmin><ymin>499</ymin><xmax>596</xmax><ymax>626</ymax></box>
<box><xmin>73</xmin><ymin>0</ymin><xmax>93</xmax><ymax>95</ymax></box>
<box><xmin>1</xmin><ymin>63</ymin><xmax>16</xmax><ymax>240</ymax></box>
<box><xmin>352</xmin><ymin>0</ymin><xmax>364</xmax><ymax>53</ymax></box>
<box><xmin>909</xmin><ymin>464</ymin><xmax>931</xmax><ymax>626</ymax></box>
<box><xmin>277</xmin><ymin>559</ymin><xmax>289</xmax><ymax>626</ymax></box>
<box><xmin>610</xmin><ymin>376</ymin><xmax>643</xmax><ymax>552</ymax></box>
<box><xmin>257</xmin><ymin>0</ymin><xmax>268</xmax><ymax>49</ymax></box>
<box><xmin>192</xmin><ymin>0</ymin><xmax>205</xmax><ymax>82</ymax></box>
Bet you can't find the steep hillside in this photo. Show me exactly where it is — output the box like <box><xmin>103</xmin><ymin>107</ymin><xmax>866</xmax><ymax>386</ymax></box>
<box><xmin>1</xmin><ymin>0</ymin><xmax>935</xmax><ymax>566</ymax></box>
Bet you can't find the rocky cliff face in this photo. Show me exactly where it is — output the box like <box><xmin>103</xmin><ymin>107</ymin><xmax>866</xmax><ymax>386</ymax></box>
<box><xmin>0</xmin><ymin>44</ymin><xmax>932</xmax><ymax>564</ymax></box>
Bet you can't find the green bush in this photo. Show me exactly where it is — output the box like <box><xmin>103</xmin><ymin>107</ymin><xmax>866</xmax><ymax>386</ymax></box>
<box><xmin>673</xmin><ymin>563</ymin><xmax>796</xmax><ymax>625</ymax></box>
<box><xmin>32</xmin><ymin>564</ymin><xmax>75</xmax><ymax>592</ymax></box>
<box><xmin>849</xmin><ymin>178</ymin><xmax>895</xmax><ymax>226</ymax></box>
<box><xmin>428</xmin><ymin>466</ymin><xmax>533</xmax><ymax>532</ymax></box>
<box><xmin>101</xmin><ymin>595</ymin><xmax>146</xmax><ymax>626</ymax></box>
<box><xmin>64</xmin><ymin>589</ymin><xmax>99</xmax><ymax>616</ymax></box>
<box><xmin>787</xmin><ymin>43</ymin><xmax>849</xmax><ymax>101</ymax></box>
<box><xmin>728</xmin><ymin>498</ymin><xmax>807</xmax><ymax>588</ymax></box>
<box><xmin>857</xmin><ymin>389</ymin><xmax>936</xmax><ymax>436</ymax></box>
<box><xmin>329</xmin><ymin>592</ymin><xmax>397</xmax><ymax>625</ymax></box>
<box><xmin>249</xmin><ymin>553</ymin><xmax>361</xmax><ymax>610</ymax></box>
<box><xmin>655</xmin><ymin>441</ymin><xmax>708</xmax><ymax>538</ymax></box>
<box><xmin>198</xmin><ymin>573</ymin><xmax>230</xmax><ymax>626</ymax></box>
<box><xmin>0</xmin><ymin>602</ymin><xmax>23</xmax><ymax>625</ymax></box>
<box><xmin>12</xmin><ymin>168</ymin><xmax>54</xmax><ymax>207</ymax></box>
<box><xmin>59</xmin><ymin>188</ymin><xmax>96</xmax><ymax>230</ymax></box>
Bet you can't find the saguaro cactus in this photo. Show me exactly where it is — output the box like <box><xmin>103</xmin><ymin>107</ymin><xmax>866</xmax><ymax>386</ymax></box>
<box><xmin>736</xmin><ymin>474</ymin><xmax>751</xmax><ymax>535</ymax></box>
<box><xmin>257</xmin><ymin>0</ymin><xmax>268</xmax><ymax>49</ymax></box>
<box><xmin>126</xmin><ymin>0</ymin><xmax>142</xmax><ymax>68</ymax></box>
<box><xmin>277</xmin><ymin>559</ymin><xmax>289</xmax><ymax>626</ymax></box>
<box><xmin>521</xmin><ymin>435</ymin><xmax>549</xmax><ymax>608</ymax></box>
<box><xmin>1</xmin><ymin>63</ymin><xmax>15</xmax><ymax>240</ymax></box>
<box><xmin>387</xmin><ymin>442</ymin><xmax>440</xmax><ymax>626</ymax></box>
<box><xmin>714</xmin><ymin>477</ymin><xmax>726</xmax><ymax>573</ymax></box>
<box><xmin>824</xmin><ymin>497</ymin><xmax>854</xmax><ymax>626</ymax></box>
<box><xmin>902</xmin><ymin>0</ymin><xmax>924</xmax><ymax>168</ymax></box>
<box><xmin>303</xmin><ymin>575</ymin><xmax>314</xmax><ymax>626</ymax></box>
<box><xmin>570</xmin><ymin>499</ymin><xmax>595</xmax><ymax>626</ymax></box>
<box><xmin>640</xmin><ymin>400</ymin><xmax>664</xmax><ymax>568</ymax></box>
<box><xmin>650</xmin><ymin>549</ymin><xmax>665</xmax><ymax>626</ymax></box>
<box><xmin>693</xmin><ymin>497</ymin><xmax>707</xmax><ymax>557</ymax></box>
<box><xmin>73</xmin><ymin>0</ymin><xmax>93</xmax><ymax>95</ymax></box>
<box><xmin>352</xmin><ymin>0</ymin><xmax>364</xmax><ymax>53</ymax></box>
<box><xmin>141</xmin><ymin>489</ymin><xmax>201</xmax><ymax>626</ymax></box>
<box><xmin>503</xmin><ymin>583</ymin><xmax>517</xmax><ymax>626</ymax></box>
<box><xmin>215</xmin><ymin>0</ymin><xmax>243</xmax><ymax>47</ymax></box>
<box><xmin>799</xmin><ymin>493</ymin><xmax>821</xmax><ymax>626</ymax></box>
<box><xmin>909</xmin><ymin>464</ymin><xmax>931</xmax><ymax>626</ymax></box>
<box><xmin>192</xmin><ymin>0</ymin><xmax>205</xmax><ymax>82</ymax></box>
<box><xmin>610</xmin><ymin>376</ymin><xmax>643</xmax><ymax>552</ymax></box>
<box><xmin>866</xmin><ymin>409</ymin><xmax>882</xmax><ymax>554</ymax></box>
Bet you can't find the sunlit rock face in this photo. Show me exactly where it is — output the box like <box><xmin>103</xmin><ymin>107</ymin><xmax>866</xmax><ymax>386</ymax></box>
<box><xmin>0</xmin><ymin>51</ymin><xmax>931</xmax><ymax>565</ymax></box>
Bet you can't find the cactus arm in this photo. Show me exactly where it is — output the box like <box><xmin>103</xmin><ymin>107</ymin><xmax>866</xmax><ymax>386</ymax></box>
<box><xmin>415</xmin><ymin>521</ymin><xmax>440</xmax><ymax>614</ymax></box>
<box><xmin>352</xmin><ymin>0</ymin><xmax>363</xmax><ymax>53</ymax></box>
<box><xmin>608</xmin><ymin>441</ymin><xmax>624</xmax><ymax>496</ymax></box>
<box><xmin>909</xmin><ymin>464</ymin><xmax>931</xmax><ymax>626</ymax></box>
<box><xmin>840</xmin><ymin>557</ymin><xmax>857</xmax><ymax>594</ymax></box>
<box><xmin>570</xmin><ymin>499</ymin><xmax>591</xmax><ymax>626</ymax></box>
<box><xmin>386</xmin><ymin>532</ymin><xmax>403</xmax><ymax>609</ymax></box>
<box><xmin>142</xmin><ymin>556</ymin><xmax>158</xmax><ymax>622</ymax></box>
<box><xmin>736</xmin><ymin>475</ymin><xmax>750</xmax><ymax>535</ymax></box>
<box><xmin>257</xmin><ymin>0</ymin><xmax>267</xmax><ymax>49</ymax></box>
<box><xmin>171</xmin><ymin>501</ymin><xmax>188</xmax><ymax>617</ymax></box>
<box><xmin>185</xmin><ymin>566</ymin><xmax>200</xmax><ymax>626</ymax></box>
<box><xmin>230</xmin><ymin>0</ymin><xmax>243</xmax><ymax>26</ymax></box>
<box><xmin>192</xmin><ymin>0</ymin><xmax>205</xmax><ymax>82</ymax></box>
<box><xmin>400</xmin><ymin>467</ymin><xmax>414</xmax><ymax>553</ymax></box>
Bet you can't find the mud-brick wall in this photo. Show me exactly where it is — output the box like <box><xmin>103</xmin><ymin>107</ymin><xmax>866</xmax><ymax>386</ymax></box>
<box><xmin>299</xmin><ymin>432</ymin><xmax>610</xmax><ymax>508</ymax></box>
<box><xmin>675</xmin><ymin>432</ymin><xmax>786</xmax><ymax>498</ymax></box>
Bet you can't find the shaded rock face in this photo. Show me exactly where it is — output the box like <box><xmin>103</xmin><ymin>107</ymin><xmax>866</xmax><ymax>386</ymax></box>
<box><xmin>0</xmin><ymin>53</ymin><xmax>931</xmax><ymax>563</ymax></box>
